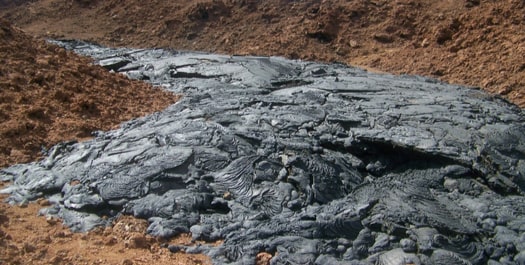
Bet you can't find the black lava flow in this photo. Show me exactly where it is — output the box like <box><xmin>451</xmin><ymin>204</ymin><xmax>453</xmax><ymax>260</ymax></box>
<box><xmin>2</xmin><ymin>40</ymin><xmax>525</xmax><ymax>265</ymax></box>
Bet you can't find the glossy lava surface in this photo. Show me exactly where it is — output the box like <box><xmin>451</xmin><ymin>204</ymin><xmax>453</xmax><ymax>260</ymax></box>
<box><xmin>2</xmin><ymin>41</ymin><xmax>525</xmax><ymax>265</ymax></box>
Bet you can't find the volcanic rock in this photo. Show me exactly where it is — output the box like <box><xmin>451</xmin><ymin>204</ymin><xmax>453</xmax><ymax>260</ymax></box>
<box><xmin>2</xmin><ymin>40</ymin><xmax>525</xmax><ymax>264</ymax></box>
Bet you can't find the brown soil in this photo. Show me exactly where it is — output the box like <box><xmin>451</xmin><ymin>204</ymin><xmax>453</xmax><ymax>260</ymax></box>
<box><xmin>0</xmin><ymin>0</ymin><xmax>524</xmax><ymax>264</ymax></box>
<box><xmin>0</xmin><ymin>18</ymin><xmax>180</xmax><ymax>168</ymax></box>
<box><xmin>0</xmin><ymin>20</ymin><xmax>212</xmax><ymax>265</ymax></box>
<box><xmin>0</xmin><ymin>187</ymin><xmax>214</xmax><ymax>265</ymax></box>
<box><xmin>1</xmin><ymin>0</ymin><xmax>524</xmax><ymax>107</ymax></box>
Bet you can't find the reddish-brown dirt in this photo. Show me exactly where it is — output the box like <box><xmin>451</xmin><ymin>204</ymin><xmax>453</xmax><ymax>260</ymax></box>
<box><xmin>0</xmin><ymin>187</ymin><xmax>214</xmax><ymax>265</ymax></box>
<box><xmin>0</xmin><ymin>18</ymin><xmax>180</xmax><ymax>168</ymax></box>
<box><xmin>0</xmin><ymin>0</ymin><xmax>524</xmax><ymax>264</ymax></box>
<box><xmin>0</xmin><ymin>20</ymin><xmax>213</xmax><ymax>265</ymax></box>
<box><xmin>1</xmin><ymin>0</ymin><xmax>524</xmax><ymax>106</ymax></box>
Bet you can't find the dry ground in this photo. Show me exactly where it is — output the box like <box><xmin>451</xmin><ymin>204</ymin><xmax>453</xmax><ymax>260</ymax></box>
<box><xmin>2</xmin><ymin>0</ymin><xmax>524</xmax><ymax>106</ymax></box>
<box><xmin>0</xmin><ymin>19</ymin><xmax>212</xmax><ymax>265</ymax></box>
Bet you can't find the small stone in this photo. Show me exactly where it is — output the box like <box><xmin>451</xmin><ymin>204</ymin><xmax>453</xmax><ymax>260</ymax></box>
<box><xmin>337</xmin><ymin>238</ymin><xmax>352</xmax><ymax>247</ymax></box>
<box><xmin>336</xmin><ymin>245</ymin><xmax>347</xmax><ymax>253</ymax></box>
<box><xmin>401</xmin><ymin>238</ymin><xmax>417</xmax><ymax>253</ymax></box>
<box><xmin>435</xmin><ymin>27</ymin><xmax>453</xmax><ymax>44</ymax></box>
<box><xmin>0</xmin><ymin>230</ymin><xmax>11</xmax><ymax>240</ymax></box>
<box><xmin>373</xmin><ymin>33</ymin><xmax>393</xmax><ymax>43</ymax></box>
<box><xmin>491</xmin><ymin>247</ymin><xmax>505</xmax><ymax>259</ymax></box>
<box><xmin>46</xmin><ymin>216</ymin><xmax>57</xmax><ymax>225</ymax></box>
<box><xmin>37</xmin><ymin>198</ymin><xmax>51</xmax><ymax>206</ymax></box>
<box><xmin>49</xmin><ymin>255</ymin><xmax>62</xmax><ymax>264</ymax></box>
<box><xmin>421</xmin><ymin>38</ymin><xmax>430</xmax><ymax>47</ymax></box>
<box><xmin>41</xmin><ymin>236</ymin><xmax>52</xmax><ymax>244</ymax></box>
<box><xmin>444</xmin><ymin>177</ymin><xmax>459</xmax><ymax>191</ymax></box>
<box><xmin>23</xmin><ymin>242</ymin><xmax>36</xmax><ymax>253</ymax></box>
<box><xmin>126</xmin><ymin>233</ymin><xmax>150</xmax><ymax>249</ymax></box>
<box><xmin>104</xmin><ymin>236</ymin><xmax>118</xmax><ymax>246</ymax></box>
<box><xmin>481</xmin><ymin>218</ymin><xmax>496</xmax><ymax>231</ymax></box>
<box><xmin>18</xmin><ymin>200</ymin><xmax>28</xmax><ymax>208</ymax></box>
<box><xmin>369</xmin><ymin>233</ymin><xmax>390</xmax><ymax>253</ymax></box>
<box><xmin>168</xmin><ymin>245</ymin><xmax>183</xmax><ymax>253</ymax></box>
<box><xmin>498</xmin><ymin>86</ymin><xmax>512</xmax><ymax>95</ymax></box>
<box><xmin>223</xmin><ymin>191</ymin><xmax>232</xmax><ymax>200</ymax></box>
<box><xmin>256</xmin><ymin>252</ymin><xmax>273</xmax><ymax>265</ymax></box>
<box><xmin>121</xmin><ymin>259</ymin><xmax>133</xmax><ymax>265</ymax></box>
<box><xmin>69</xmin><ymin>179</ymin><xmax>81</xmax><ymax>186</ymax></box>
<box><xmin>465</xmin><ymin>0</ymin><xmax>480</xmax><ymax>8</ymax></box>
<box><xmin>343</xmin><ymin>247</ymin><xmax>358</xmax><ymax>260</ymax></box>
<box><xmin>54</xmin><ymin>230</ymin><xmax>72</xmax><ymax>238</ymax></box>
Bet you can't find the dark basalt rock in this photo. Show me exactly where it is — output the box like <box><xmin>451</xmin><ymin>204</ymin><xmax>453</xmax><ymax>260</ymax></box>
<box><xmin>2</xmin><ymin>40</ymin><xmax>525</xmax><ymax>264</ymax></box>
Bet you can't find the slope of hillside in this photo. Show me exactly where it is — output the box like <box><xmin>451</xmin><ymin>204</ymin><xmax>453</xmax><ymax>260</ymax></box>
<box><xmin>2</xmin><ymin>0</ymin><xmax>524</xmax><ymax>106</ymax></box>
<box><xmin>0</xmin><ymin>19</ymin><xmax>179</xmax><ymax>168</ymax></box>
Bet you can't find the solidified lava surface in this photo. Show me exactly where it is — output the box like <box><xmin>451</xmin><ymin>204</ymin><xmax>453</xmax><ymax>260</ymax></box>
<box><xmin>2</xmin><ymin>41</ymin><xmax>525</xmax><ymax>264</ymax></box>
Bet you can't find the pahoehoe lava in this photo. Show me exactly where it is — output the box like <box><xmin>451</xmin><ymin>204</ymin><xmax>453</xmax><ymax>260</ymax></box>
<box><xmin>2</xmin><ymin>40</ymin><xmax>525</xmax><ymax>265</ymax></box>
